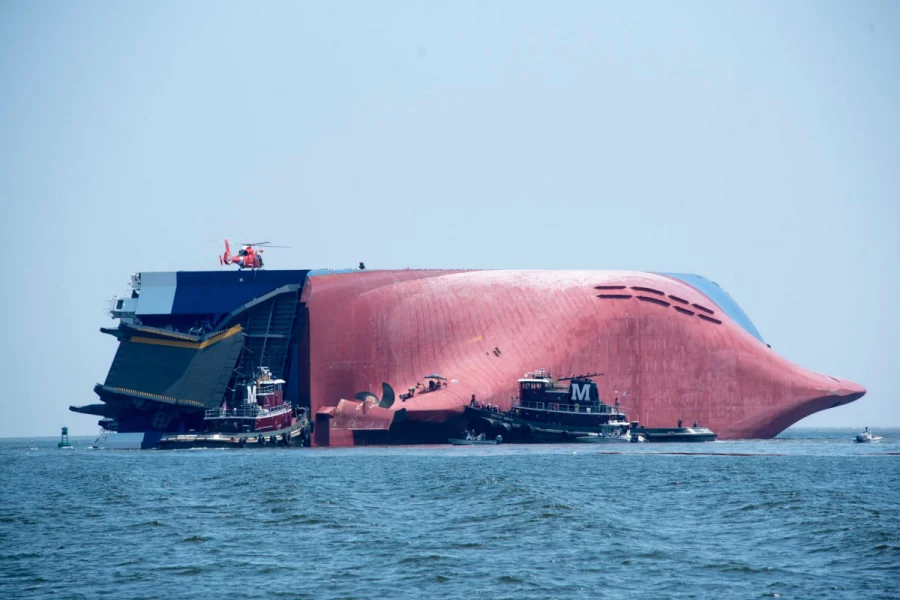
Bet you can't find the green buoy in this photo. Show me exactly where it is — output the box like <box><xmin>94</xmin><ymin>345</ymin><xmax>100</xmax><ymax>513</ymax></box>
<box><xmin>58</xmin><ymin>426</ymin><xmax>73</xmax><ymax>449</ymax></box>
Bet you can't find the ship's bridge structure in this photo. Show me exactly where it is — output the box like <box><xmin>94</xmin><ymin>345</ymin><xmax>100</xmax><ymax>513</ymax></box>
<box><xmin>71</xmin><ymin>268</ymin><xmax>865</xmax><ymax>447</ymax></box>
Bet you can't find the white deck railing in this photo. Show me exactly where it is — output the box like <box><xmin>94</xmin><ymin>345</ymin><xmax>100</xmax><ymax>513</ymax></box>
<box><xmin>205</xmin><ymin>403</ymin><xmax>291</xmax><ymax>420</ymax></box>
<box><xmin>513</xmin><ymin>401</ymin><xmax>623</xmax><ymax>415</ymax></box>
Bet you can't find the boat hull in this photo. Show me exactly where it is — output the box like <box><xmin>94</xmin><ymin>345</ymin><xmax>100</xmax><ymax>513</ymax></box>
<box><xmin>304</xmin><ymin>270</ymin><xmax>865</xmax><ymax>445</ymax></box>
<box><xmin>75</xmin><ymin>268</ymin><xmax>867</xmax><ymax>447</ymax></box>
<box><xmin>157</xmin><ymin>421</ymin><xmax>309</xmax><ymax>449</ymax></box>
<box><xmin>575</xmin><ymin>435</ymin><xmax>635</xmax><ymax>444</ymax></box>
<box><xmin>632</xmin><ymin>427</ymin><xmax>718</xmax><ymax>443</ymax></box>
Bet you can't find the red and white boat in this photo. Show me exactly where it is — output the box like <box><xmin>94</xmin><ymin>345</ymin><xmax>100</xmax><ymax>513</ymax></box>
<box><xmin>204</xmin><ymin>367</ymin><xmax>294</xmax><ymax>433</ymax></box>
<box><xmin>158</xmin><ymin>367</ymin><xmax>309</xmax><ymax>449</ymax></box>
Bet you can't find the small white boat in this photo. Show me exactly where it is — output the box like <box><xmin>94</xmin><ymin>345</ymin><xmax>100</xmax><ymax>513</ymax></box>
<box><xmin>576</xmin><ymin>431</ymin><xmax>645</xmax><ymax>444</ymax></box>
<box><xmin>450</xmin><ymin>432</ymin><xmax>502</xmax><ymax>445</ymax></box>
<box><xmin>855</xmin><ymin>429</ymin><xmax>882</xmax><ymax>443</ymax></box>
<box><xmin>575</xmin><ymin>422</ymin><xmax>645</xmax><ymax>444</ymax></box>
<box><xmin>449</xmin><ymin>438</ymin><xmax>501</xmax><ymax>445</ymax></box>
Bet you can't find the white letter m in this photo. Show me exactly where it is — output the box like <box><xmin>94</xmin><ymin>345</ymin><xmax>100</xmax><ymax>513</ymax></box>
<box><xmin>571</xmin><ymin>383</ymin><xmax>590</xmax><ymax>402</ymax></box>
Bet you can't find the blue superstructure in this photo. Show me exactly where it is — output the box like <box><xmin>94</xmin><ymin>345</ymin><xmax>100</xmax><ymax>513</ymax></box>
<box><xmin>661</xmin><ymin>273</ymin><xmax>765</xmax><ymax>343</ymax></box>
<box><xmin>130</xmin><ymin>270</ymin><xmax>310</xmax><ymax>320</ymax></box>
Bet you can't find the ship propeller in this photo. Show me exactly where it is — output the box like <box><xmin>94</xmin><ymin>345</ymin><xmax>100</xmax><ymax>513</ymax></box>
<box><xmin>379</xmin><ymin>382</ymin><xmax>395</xmax><ymax>409</ymax></box>
<box><xmin>353</xmin><ymin>382</ymin><xmax>395</xmax><ymax>409</ymax></box>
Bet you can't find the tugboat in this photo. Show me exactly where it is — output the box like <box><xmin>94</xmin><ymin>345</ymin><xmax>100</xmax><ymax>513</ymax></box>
<box><xmin>157</xmin><ymin>367</ymin><xmax>310</xmax><ymax>449</ymax></box>
<box><xmin>464</xmin><ymin>369</ymin><xmax>717</xmax><ymax>443</ymax></box>
<box><xmin>855</xmin><ymin>427</ymin><xmax>882</xmax><ymax>443</ymax></box>
<box><xmin>464</xmin><ymin>370</ymin><xmax>635</xmax><ymax>443</ymax></box>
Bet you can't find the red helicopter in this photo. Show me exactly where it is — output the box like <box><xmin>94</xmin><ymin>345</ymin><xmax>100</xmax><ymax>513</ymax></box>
<box><xmin>219</xmin><ymin>239</ymin><xmax>288</xmax><ymax>270</ymax></box>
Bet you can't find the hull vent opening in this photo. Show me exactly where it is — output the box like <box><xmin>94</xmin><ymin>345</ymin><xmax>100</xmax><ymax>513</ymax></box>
<box><xmin>698</xmin><ymin>314</ymin><xmax>722</xmax><ymax>324</ymax></box>
<box><xmin>668</xmin><ymin>295</ymin><xmax>689</xmax><ymax>304</ymax></box>
<box><xmin>637</xmin><ymin>296</ymin><xmax>671</xmax><ymax>307</ymax></box>
<box><xmin>674</xmin><ymin>306</ymin><xmax>695</xmax><ymax>316</ymax></box>
<box><xmin>631</xmin><ymin>286</ymin><xmax>665</xmax><ymax>296</ymax></box>
<box><xmin>594</xmin><ymin>285</ymin><xmax>627</xmax><ymax>290</ymax></box>
<box><xmin>597</xmin><ymin>294</ymin><xmax>633</xmax><ymax>300</ymax></box>
<box><xmin>692</xmin><ymin>303</ymin><xmax>715</xmax><ymax>315</ymax></box>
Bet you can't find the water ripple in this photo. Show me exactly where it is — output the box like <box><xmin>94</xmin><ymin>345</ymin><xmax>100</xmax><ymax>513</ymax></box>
<box><xmin>1</xmin><ymin>430</ymin><xmax>899</xmax><ymax>599</ymax></box>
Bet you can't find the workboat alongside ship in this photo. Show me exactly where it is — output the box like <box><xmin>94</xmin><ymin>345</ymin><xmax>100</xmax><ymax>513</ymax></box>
<box><xmin>630</xmin><ymin>426</ymin><xmax>718</xmax><ymax>443</ymax></box>
<box><xmin>157</xmin><ymin>367</ymin><xmax>310</xmax><ymax>449</ymax></box>
<box><xmin>463</xmin><ymin>370</ymin><xmax>714</xmax><ymax>443</ymax></box>
<box><xmin>71</xmin><ymin>267</ymin><xmax>866</xmax><ymax>448</ymax></box>
<box><xmin>464</xmin><ymin>370</ymin><xmax>633</xmax><ymax>442</ymax></box>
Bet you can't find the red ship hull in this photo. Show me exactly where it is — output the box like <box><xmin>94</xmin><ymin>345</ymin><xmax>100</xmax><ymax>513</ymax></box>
<box><xmin>303</xmin><ymin>270</ymin><xmax>865</xmax><ymax>446</ymax></box>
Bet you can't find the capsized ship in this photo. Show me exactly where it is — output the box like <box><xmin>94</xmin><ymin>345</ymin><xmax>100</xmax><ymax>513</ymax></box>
<box><xmin>71</xmin><ymin>268</ymin><xmax>866</xmax><ymax>448</ymax></box>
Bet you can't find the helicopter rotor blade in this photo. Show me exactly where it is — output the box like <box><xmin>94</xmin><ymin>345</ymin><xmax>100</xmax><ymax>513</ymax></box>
<box><xmin>229</xmin><ymin>241</ymin><xmax>291</xmax><ymax>248</ymax></box>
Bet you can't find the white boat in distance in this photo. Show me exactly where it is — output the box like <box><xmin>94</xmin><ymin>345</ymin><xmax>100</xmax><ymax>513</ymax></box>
<box><xmin>855</xmin><ymin>428</ymin><xmax>882</xmax><ymax>443</ymax></box>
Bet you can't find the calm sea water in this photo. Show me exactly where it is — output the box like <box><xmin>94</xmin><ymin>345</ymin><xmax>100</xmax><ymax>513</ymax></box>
<box><xmin>1</xmin><ymin>428</ymin><xmax>898</xmax><ymax>600</ymax></box>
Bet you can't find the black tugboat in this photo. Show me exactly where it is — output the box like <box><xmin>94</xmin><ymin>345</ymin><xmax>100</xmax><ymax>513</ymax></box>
<box><xmin>463</xmin><ymin>369</ymin><xmax>717</xmax><ymax>444</ymax></box>
<box><xmin>463</xmin><ymin>370</ymin><xmax>640</xmax><ymax>443</ymax></box>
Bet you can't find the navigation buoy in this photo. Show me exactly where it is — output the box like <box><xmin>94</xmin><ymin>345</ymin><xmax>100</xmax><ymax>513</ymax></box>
<box><xmin>58</xmin><ymin>426</ymin><xmax>73</xmax><ymax>449</ymax></box>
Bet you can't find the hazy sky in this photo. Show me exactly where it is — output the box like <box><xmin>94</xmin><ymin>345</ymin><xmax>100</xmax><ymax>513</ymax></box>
<box><xmin>1</xmin><ymin>1</ymin><xmax>897</xmax><ymax>436</ymax></box>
